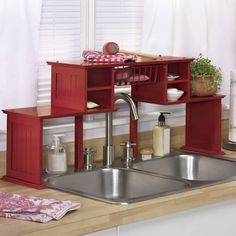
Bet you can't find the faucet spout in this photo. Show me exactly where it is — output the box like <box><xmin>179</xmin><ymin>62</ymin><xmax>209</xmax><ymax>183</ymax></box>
<box><xmin>103</xmin><ymin>93</ymin><xmax>139</xmax><ymax>168</ymax></box>
<box><xmin>114</xmin><ymin>93</ymin><xmax>139</xmax><ymax>121</ymax></box>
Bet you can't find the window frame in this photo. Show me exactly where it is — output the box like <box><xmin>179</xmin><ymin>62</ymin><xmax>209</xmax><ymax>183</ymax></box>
<box><xmin>39</xmin><ymin>0</ymin><xmax>209</xmax><ymax>145</ymax></box>
<box><xmin>40</xmin><ymin>0</ymin><xmax>187</xmax><ymax>145</ymax></box>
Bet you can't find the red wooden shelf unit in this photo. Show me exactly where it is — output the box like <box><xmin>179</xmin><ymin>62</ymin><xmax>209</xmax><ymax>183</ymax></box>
<box><xmin>2</xmin><ymin>106</ymin><xmax>84</xmax><ymax>189</ymax></box>
<box><xmin>2</xmin><ymin>56</ymin><xmax>224</xmax><ymax>188</ymax></box>
<box><xmin>183</xmin><ymin>95</ymin><xmax>225</xmax><ymax>155</ymax></box>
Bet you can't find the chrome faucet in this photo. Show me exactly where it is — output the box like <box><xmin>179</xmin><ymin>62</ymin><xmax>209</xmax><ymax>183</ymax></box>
<box><xmin>103</xmin><ymin>93</ymin><xmax>139</xmax><ymax>168</ymax></box>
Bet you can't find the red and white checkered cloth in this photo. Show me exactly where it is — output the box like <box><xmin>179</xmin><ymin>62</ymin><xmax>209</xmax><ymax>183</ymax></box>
<box><xmin>82</xmin><ymin>50</ymin><xmax>137</xmax><ymax>63</ymax></box>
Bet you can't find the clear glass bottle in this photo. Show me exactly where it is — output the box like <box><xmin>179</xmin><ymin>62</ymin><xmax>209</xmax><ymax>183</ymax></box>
<box><xmin>46</xmin><ymin>134</ymin><xmax>67</xmax><ymax>174</ymax></box>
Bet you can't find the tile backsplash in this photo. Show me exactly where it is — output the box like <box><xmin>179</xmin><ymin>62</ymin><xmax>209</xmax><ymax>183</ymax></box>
<box><xmin>0</xmin><ymin>119</ymin><xmax>229</xmax><ymax>177</ymax></box>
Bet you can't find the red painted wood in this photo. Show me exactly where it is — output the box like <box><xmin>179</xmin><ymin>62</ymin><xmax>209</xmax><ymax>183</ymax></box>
<box><xmin>87</xmin><ymin>68</ymin><xmax>113</xmax><ymax>87</ymax></box>
<box><xmin>131</xmin><ymin>65</ymin><xmax>168</xmax><ymax>104</ymax></box>
<box><xmin>167</xmin><ymin>79</ymin><xmax>189</xmax><ymax>84</ymax></box>
<box><xmin>2</xmin><ymin>176</ymin><xmax>46</xmax><ymax>189</ymax></box>
<box><xmin>181</xmin><ymin>146</ymin><xmax>225</xmax><ymax>156</ymax></box>
<box><xmin>47</xmin><ymin>56</ymin><xmax>193</xmax><ymax>69</ymax></box>
<box><xmin>187</xmin><ymin>94</ymin><xmax>225</xmax><ymax>103</ymax></box>
<box><xmin>85</xmin><ymin>107</ymin><xmax>116</xmax><ymax>114</ymax></box>
<box><xmin>74</xmin><ymin>116</ymin><xmax>84</xmax><ymax>170</ymax></box>
<box><xmin>130</xmin><ymin>110</ymin><xmax>138</xmax><ymax>158</ymax></box>
<box><xmin>132</xmin><ymin>62</ymin><xmax>191</xmax><ymax>105</ymax></box>
<box><xmin>184</xmin><ymin>97</ymin><xmax>223</xmax><ymax>155</ymax></box>
<box><xmin>88</xmin><ymin>90</ymin><xmax>113</xmax><ymax>110</ymax></box>
<box><xmin>5</xmin><ymin>113</ymin><xmax>43</xmax><ymax>187</ymax></box>
<box><xmin>49</xmin><ymin>63</ymin><xmax>115</xmax><ymax>113</ymax></box>
<box><xmin>3</xmin><ymin>106</ymin><xmax>82</xmax><ymax>118</ymax></box>
<box><xmin>51</xmin><ymin>66</ymin><xmax>87</xmax><ymax>111</ymax></box>
<box><xmin>3</xmin><ymin>56</ymin><xmax>224</xmax><ymax>189</ymax></box>
<box><xmin>2</xmin><ymin>107</ymin><xmax>86</xmax><ymax>188</ymax></box>
<box><xmin>87</xmin><ymin>86</ymin><xmax>112</xmax><ymax>91</ymax></box>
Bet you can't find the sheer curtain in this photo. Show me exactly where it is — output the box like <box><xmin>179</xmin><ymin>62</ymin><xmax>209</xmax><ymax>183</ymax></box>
<box><xmin>142</xmin><ymin>0</ymin><xmax>236</xmax><ymax>104</ymax></box>
<box><xmin>0</xmin><ymin>0</ymin><xmax>42</xmax><ymax>131</ymax></box>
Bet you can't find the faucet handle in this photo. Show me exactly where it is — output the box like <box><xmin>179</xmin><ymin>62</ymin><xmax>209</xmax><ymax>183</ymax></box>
<box><xmin>83</xmin><ymin>147</ymin><xmax>96</xmax><ymax>170</ymax></box>
<box><xmin>120</xmin><ymin>141</ymin><xmax>136</xmax><ymax>148</ymax></box>
<box><xmin>120</xmin><ymin>141</ymin><xmax>135</xmax><ymax>168</ymax></box>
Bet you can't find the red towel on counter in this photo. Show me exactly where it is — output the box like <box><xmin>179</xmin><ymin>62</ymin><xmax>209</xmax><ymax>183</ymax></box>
<box><xmin>0</xmin><ymin>192</ymin><xmax>80</xmax><ymax>223</ymax></box>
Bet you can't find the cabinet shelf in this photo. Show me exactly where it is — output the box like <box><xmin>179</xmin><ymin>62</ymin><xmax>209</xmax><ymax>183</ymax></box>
<box><xmin>168</xmin><ymin>79</ymin><xmax>188</xmax><ymax>84</ymax></box>
<box><xmin>132</xmin><ymin>61</ymin><xmax>191</xmax><ymax>105</ymax></box>
<box><xmin>87</xmin><ymin>86</ymin><xmax>112</xmax><ymax>91</ymax></box>
<box><xmin>164</xmin><ymin>99</ymin><xmax>189</xmax><ymax>105</ymax></box>
<box><xmin>85</xmin><ymin>107</ymin><xmax>116</xmax><ymax>114</ymax></box>
<box><xmin>115</xmin><ymin>64</ymin><xmax>165</xmax><ymax>86</ymax></box>
<box><xmin>187</xmin><ymin>94</ymin><xmax>225</xmax><ymax>103</ymax></box>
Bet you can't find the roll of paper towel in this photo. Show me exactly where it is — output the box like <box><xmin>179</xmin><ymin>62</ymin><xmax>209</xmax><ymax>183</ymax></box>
<box><xmin>229</xmin><ymin>71</ymin><xmax>236</xmax><ymax>142</ymax></box>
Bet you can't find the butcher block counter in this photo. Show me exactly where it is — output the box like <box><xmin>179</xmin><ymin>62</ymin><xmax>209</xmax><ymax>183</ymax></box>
<box><xmin>1</xmin><ymin>150</ymin><xmax>236</xmax><ymax>236</ymax></box>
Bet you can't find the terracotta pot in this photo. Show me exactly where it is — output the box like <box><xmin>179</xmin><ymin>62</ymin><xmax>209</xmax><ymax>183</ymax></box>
<box><xmin>191</xmin><ymin>76</ymin><xmax>217</xmax><ymax>96</ymax></box>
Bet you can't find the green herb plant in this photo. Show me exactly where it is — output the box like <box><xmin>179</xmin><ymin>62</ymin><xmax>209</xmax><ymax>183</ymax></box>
<box><xmin>190</xmin><ymin>54</ymin><xmax>222</xmax><ymax>95</ymax></box>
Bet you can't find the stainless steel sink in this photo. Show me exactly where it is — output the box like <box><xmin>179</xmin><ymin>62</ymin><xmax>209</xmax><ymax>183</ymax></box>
<box><xmin>45</xmin><ymin>154</ymin><xmax>236</xmax><ymax>204</ymax></box>
<box><xmin>132</xmin><ymin>154</ymin><xmax>236</xmax><ymax>183</ymax></box>
<box><xmin>45</xmin><ymin>168</ymin><xmax>187</xmax><ymax>204</ymax></box>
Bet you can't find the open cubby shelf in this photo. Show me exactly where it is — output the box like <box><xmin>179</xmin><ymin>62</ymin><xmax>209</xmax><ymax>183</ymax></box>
<box><xmin>167</xmin><ymin>79</ymin><xmax>189</xmax><ymax>84</ymax></box>
<box><xmin>87</xmin><ymin>86</ymin><xmax>112</xmax><ymax>91</ymax></box>
<box><xmin>85</xmin><ymin>107</ymin><xmax>117</xmax><ymax>114</ymax></box>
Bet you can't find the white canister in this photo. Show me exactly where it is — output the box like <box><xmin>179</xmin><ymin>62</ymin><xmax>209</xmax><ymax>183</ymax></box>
<box><xmin>46</xmin><ymin>134</ymin><xmax>67</xmax><ymax>174</ymax></box>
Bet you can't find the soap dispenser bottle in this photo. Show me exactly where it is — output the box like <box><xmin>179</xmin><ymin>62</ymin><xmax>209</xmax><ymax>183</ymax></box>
<box><xmin>46</xmin><ymin>134</ymin><xmax>67</xmax><ymax>174</ymax></box>
<box><xmin>153</xmin><ymin>112</ymin><xmax>170</xmax><ymax>157</ymax></box>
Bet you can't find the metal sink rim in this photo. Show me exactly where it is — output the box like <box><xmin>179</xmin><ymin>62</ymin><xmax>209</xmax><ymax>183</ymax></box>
<box><xmin>131</xmin><ymin>153</ymin><xmax>236</xmax><ymax>186</ymax></box>
<box><xmin>45</xmin><ymin>153</ymin><xmax>236</xmax><ymax>205</ymax></box>
<box><xmin>45</xmin><ymin>167</ymin><xmax>189</xmax><ymax>205</ymax></box>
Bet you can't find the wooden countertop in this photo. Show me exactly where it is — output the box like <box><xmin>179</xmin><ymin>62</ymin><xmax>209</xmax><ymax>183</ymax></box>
<box><xmin>1</xmin><ymin>150</ymin><xmax>236</xmax><ymax>236</ymax></box>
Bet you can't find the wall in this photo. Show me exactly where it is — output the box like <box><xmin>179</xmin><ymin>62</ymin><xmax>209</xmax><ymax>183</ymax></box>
<box><xmin>0</xmin><ymin>119</ymin><xmax>229</xmax><ymax>175</ymax></box>
<box><xmin>65</xmin><ymin>118</ymin><xmax>229</xmax><ymax>164</ymax></box>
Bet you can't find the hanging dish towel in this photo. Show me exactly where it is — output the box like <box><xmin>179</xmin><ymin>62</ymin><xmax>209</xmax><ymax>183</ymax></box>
<box><xmin>0</xmin><ymin>192</ymin><xmax>80</xmax><ymax>223</ymax></box>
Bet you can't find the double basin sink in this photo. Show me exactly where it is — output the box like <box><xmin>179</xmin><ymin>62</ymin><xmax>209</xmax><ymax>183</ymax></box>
<box><xmin>45</xmin><ymin>153</ymin><xmax>236</xmax><ymax>205</ymax></box>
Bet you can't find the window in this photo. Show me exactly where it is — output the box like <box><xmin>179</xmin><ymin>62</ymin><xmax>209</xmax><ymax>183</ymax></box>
<box><xmin>38</xmin><ymin>0</ymin><xmax>144</xmax><ymax>106</ymax></box>
<box><xmin>38</xmin><ymin>0</ymin><xmax>186</xmax><ymax>145</ymax></box>
<box><xmin>38</xmin><ymin>0</ymin><xmax>81</xmax><ymax>105</ymax></box>
<box><xmin>94</xmin><ymin>0</ymin><xmax>144</xmax><ymax>96</ymax></box>
<box><xmin>94</xmin><ymin>0</ymin><xmax>144</xmax><ymax>51</ymax></box>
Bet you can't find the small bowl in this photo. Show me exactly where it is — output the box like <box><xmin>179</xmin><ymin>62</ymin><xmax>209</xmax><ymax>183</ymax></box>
<box><xmin>167</xmin><ymin>90</ymin><xmax>184</xmax><ymax>101</ymax></box>
<box><xmin>167</xmin><ymin>88</ymin><xmax>178</xmax><ymax>93</ymax></box>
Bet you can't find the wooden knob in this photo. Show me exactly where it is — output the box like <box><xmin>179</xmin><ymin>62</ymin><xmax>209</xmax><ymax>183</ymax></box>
<box><xmin>103</xmin><ymin>42</ymin><xmax>119</xmax><ymax>55</ymax></box>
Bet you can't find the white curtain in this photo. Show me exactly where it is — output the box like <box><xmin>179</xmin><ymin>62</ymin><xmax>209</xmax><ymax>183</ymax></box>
<box><xmin>142</xmin><ymin>0</ymin><xmax>236</xmax><ymax>105</ymax></box>
<box><xmin>0</xmin><ymin>0</ymin><xmax>42</xmax><ymax>131</ymax></box>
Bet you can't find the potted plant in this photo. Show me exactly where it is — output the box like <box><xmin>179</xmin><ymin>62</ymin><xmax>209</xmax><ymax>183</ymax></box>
<box><xmin>190</xmin><ymin>54</ymin><xmax>222</xmax><ymax>96</ymax></box>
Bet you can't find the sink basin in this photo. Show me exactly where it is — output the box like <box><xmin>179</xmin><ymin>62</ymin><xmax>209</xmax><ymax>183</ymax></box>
<box><xmin>132</xmin><ymin>154</ymin><xmax>236</xmax><ymax>182</ymax></box>
<box><xmin>45</xmin><ymin>168</ymin><xmax>187</xmax><ymax>204</ymax></box>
